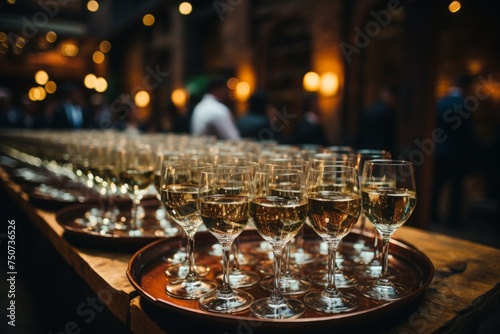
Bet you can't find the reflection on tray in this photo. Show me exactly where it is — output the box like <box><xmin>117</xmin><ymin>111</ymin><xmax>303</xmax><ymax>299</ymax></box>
<box><xmin>56</xmin><ymin>201</ymin><xmax>180</xmax><ymax>249</ymax></box>
<box><xmin>127</xmin><ymin>229</ymin><xmax>434</xmax><ymax>333</ymax></box>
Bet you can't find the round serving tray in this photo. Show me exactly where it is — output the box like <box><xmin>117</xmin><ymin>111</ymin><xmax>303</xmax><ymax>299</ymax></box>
<box><xmin>127</xmin><ymin>228</ymin><xmax>434</xmax><ymax>333</ymax></box>
<box><xmin>56</xmin><ymin>201</ymin><xmax>179</xmax><ymax>251</ymax></box>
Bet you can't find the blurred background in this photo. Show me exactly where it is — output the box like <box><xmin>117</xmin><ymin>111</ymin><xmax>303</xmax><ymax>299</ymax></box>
<box><xmin>0</xmin><ymin>0</ymin><xmax>499</xmax><ymax>247</ymax></box>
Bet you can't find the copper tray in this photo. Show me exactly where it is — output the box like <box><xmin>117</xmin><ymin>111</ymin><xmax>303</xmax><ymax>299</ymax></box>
<box><xmin>56</xmin><ymin>200</ymin><xmax>180</xmax><ymax>251</ymax></box>
<box><xmin>127</xmin><ymin>228</ymin><xmax>434</xmax><ymax>333</ymax></box>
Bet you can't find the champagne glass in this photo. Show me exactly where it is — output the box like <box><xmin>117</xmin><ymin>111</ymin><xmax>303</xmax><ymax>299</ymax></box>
<box><xmin>161</xmin><ymin>163</ymin><xmax>216</xmax><ymax>299</ymax></box>
<box><xmin>250</xmin><ymin>169</ymin><xmax>307</xmax><ymax>319</ymax></box>
<box><xmin>158</xmin><ymin>152</ymin><xmax>211</xmax><ymax>278</ymax></box>
<box><xmin>198</xmin><ymin>168</ymin><xmax>254</xmax><ymax>313</ymax></box>
<box><xmin>356</xmin><ymin>159</ymin><xmax>417</xmax><ymax>301</ymax></box>
<box><xmin>352</xmin><ymin>149</ymin><xmax>391</xmax><ymax>266</ymax></box>
<box><xmin>87</xmin><ymin>143</ymin><xmax>117</xmax><ymax>233</ymax></box>
<box><xmin>259</xmin><ymin>160</ymin><xmax>312</xmax><ymax>295</ymax></box>
<box><xmin>117</xmin><ymin>144</ymin><xmax>155</xmax><ymax>236</ymax></box>
<box><xmin>304</xmin><ymin>165</ymin><xmax>361</xmax><ymax>313</ymax></box>
<box><xmin>215</xmin><ymin>162</ymin><xmax>260</xmax><ymax>288</ymax></box>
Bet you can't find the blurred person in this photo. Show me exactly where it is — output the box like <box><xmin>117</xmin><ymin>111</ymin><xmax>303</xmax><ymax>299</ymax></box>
<box><xmin>0</xmin><ymin>87</ymin><xmax>23</xmax><ymax>128</ymax></box>
<box><xmin>111</xmin><ymin>97</ymin><xmax>146</xmax><ymax>135</ymax></box>
<box><xmin>291</xmin><ymin>92</ymin><xmax>328</xmax><ymax>147</ymax></box>
<box><xmin>356</xmin><ymin>84</ymin><xmax>399</xmax><ymax>156</ymax></box>
<box><xmin>89</xmin><ymin>93</ymin><xmax>112</xmax><ymax>129</ymax></box>
<box><xmin>431</xmin><ymin>73</ymin><xmax>476</xmax><ymax>227</ymax></box>
<box><xmin>52</xmin><ymin>83</ymin><xmax>92</xmax><ymax>129</ymax></box>
<box><xmin>18</xmin><ymin>93</ymin><xmax>51</xmax><ymax>129</ymax></box>
<box><xmin>190</xmin><ymin>76</ymin><xmax>240</xmax><ymax>140</ymax></box>
<box><xmin>236</xmin><ymin>90</ymin><xmax>272</xmax><ymax>140</ymax></box>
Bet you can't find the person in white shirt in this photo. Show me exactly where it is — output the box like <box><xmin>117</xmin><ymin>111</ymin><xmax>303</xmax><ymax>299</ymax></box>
<box><xmin>190</xmin><ymin>77</ymin><xmax>240</xmax><ymax>140</ymax></box>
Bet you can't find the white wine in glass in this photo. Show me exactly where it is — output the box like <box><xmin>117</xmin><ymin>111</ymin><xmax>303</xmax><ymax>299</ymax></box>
<box><xmin>117</xmin><ymin>145</ymin><xmax>155</xmax><ymax>237</ymax></box>
<box><xmin>198</xmin><ymin>168</ymin><xmax>254</xmax><ymax>314</ymax></box>
<box><xmin>356</xmin><ymin>159</ymin><xmax>417</xmax><ymax>301</ymax></box>
<box><xmin>162</xmin><ymin>163</ymin><xmax>216</xmax><ymax>299</ymax></box>
<box><xmin>304</xmin><ymin>165</ymin><xmax>361</xmax><ymax>313</ymax></box>
<box><xmin>250</xmin><ymin>169</ymin><xmax>307</xmax><ymax>319</ymax></box>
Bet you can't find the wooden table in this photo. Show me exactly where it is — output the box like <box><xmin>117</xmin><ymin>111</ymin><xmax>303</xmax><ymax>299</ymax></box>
<box><xmin>1</xmin><ymin>168</ymin><xmax>499</xmax><ymax>333</ymax></box>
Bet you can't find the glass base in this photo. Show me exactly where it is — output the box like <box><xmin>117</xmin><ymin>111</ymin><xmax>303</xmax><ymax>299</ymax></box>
<box><xmin>199</xmin><ymin>289</ymin><xmax>253</xmax><ymax>314</ymax></box>
<box><xmin>165</xmin><ymin>262</ymin><xmax>210</xmax><ymax>278</ymax></box>
<box><xmin>356</xmin><ymin>280</ymin><xmax>408</xmax><ymax>301</ymax></box>
<box><xmin>216</xmin><ymin>269</ymin><xmax>260</xmax><ymax>288</ymax></box>
<box><xmin>304</xmin><ymin>290</ymin><xmax>359</xmax><ymax>313</ymax></box>
<box><xmin>250</xmin><ymin>297</ymin><xmax>305</xmax><ymax>319</ymax></box>
<box><xmin>355</xmin><ymin>261</ymin><xmax>383</xmax><ymax>279</ymax></box>
<box><xmin>260</xmin><ymin>275</ymin><xmax>311</xmax><ymax>295</ymax></box>
<box><xmin>163</xmin><ymin>248</ymin><xmax>187</xmax><ymax>264</ymax></box>
<box><xmin>309</xmin><ymin>269</ymin><xmax>357</xmax><ymax>289</ymax></box>
<box><xmin>165</xmin><ymin>277</ymin><xmax>215</xmax><ymax>300</ymax></box>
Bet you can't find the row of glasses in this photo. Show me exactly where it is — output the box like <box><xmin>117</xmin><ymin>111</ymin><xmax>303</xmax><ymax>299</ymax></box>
<box><xmin>197</xmin><ymin>159</ymin><xmax>415</xmax><ymax>316</ymax></box>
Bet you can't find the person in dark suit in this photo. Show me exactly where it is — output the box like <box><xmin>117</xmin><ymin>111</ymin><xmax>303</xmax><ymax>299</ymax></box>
<box><xmin>431</xmin><ymin>73</ymin><xmax>476</xmax><ymax>227</ymax></box>
<box><xmin>52</xmin><ymin>83</ymin><xmax>92</xmax><ymax>129</ymax></box>
<box><xmin>292</xmin><ymin>92</ymin><xmax>329</xmax><ymax>147</ymax></box>
<box><xmin>0</xmin><ymin>87</ymin><xmax>23</xmax><ymax>128</ymax></box>
<box><xmin>236</xmin><ymin>90</ymin><xmax>272</xmax><ymax>140</ymax></box>
<box><xmin>356</xmin><ymin>85</ymin><xmax>399</xmax><ymax>157</ymax></box>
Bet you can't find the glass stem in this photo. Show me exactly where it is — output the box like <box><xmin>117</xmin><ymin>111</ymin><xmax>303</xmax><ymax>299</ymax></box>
<box><xmin>324</xmin><ymin>240</ymin><xmax>340</xmax><ymax>297</ymax></box>
<box><xmin>232</xmin><ymin>237</ymin><xmax>241</xmax><ymax>271</ymax></box>
<box><xmin>219</xmin><ymin>243</ymin><xmax>233</xmax><ymax>295</ymax></box>
<box><xmin>270</xmin><ymin>246</ymin><xmax>285</xmax><ymax>305</ymax></box>
<box><xmin>373</xmin><ymin>231</ymin><xmax>380</xmax><ymax>259</ymax></box>
<box><xmin>283</xmin><ymin>242</ymin><xmax>292</xmax><ymax>277</ymax></box>
<box><xmin>378</xmin><ymin>234</ymin><xmax>392</xmax><ymax>284</ymax></box>
<box><xmin>185</xmin><ymin>234</ymin><xmax>197</xmax><ymax>281</ymax></box>
<box><xmin>130</xmin><ymin>195</ymin><xmax>141</xmax><ymax>231</ymax></box>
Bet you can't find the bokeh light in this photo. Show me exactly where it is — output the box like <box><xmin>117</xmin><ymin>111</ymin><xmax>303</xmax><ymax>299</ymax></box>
<box><xmin>143</xmin><ymin>14</ymin><xmax>155</xmax><ymax>26</ymax></box>
<box><xmin>45</xmin><ymin>81</ymin><xmax>57</xmax><ymax>94</ymax></box>
<box><xmin>94</xmin><ymin>77</ymin><xmax>108</xmax><ymax>92</ymax></box>
<box><xmin>171</xmin><ymin>88</ymin><xmax>188</xmax><ymax>109</ymax></box>
<box><xmin>135</xmin><ymin>90</ymin><xmax>150</xmax><ymax>108</ymax></box>
<box><xmin>99</xmin><ymin>40</ymin><xmax>111</xmax><ymax>53</ymax></box>
<box><xmin>320</xmin><ymin>72</ymin><xmax>339</xmax><ymax>96</ymax></box>
<box><xmin>34</xmin><ymin>70</ymin><xmax>49</xmax><ymax>85</ymax></box>
<box><xmin>449</xmin><ymin>1</ymin><xmax>461</xmax><ymax>13</ymax></box>
<box><xmin>303</xmin><ymin>71</ymin><xmax>320</xmax><ymax>92</ymax></box>
<box><xmin>46</xmin><ymin>31</ymin><xmax>57</xmax><ymax>43</ymax></box>
<box><xmin>235</xmin><ymin>81</ymin><xmax>251</xmax><ymax>101</ymax></box>
<box><xmin>92</xmin><ymin>51</ymin><xmax>105</xmax><ymax>64</ymax></box>
<box><xmin>87</xmin><ymin>0</ymin><xmax>99</xmax><ymax>12</ymax></box>
<box><xmin>84</xmin><ymin>73</ymin><xmax>97</xmax><ymax>89</ymax></box>
<box><xmin>179</xmin><ymin>2</ymin><xmax>193</xmax><ymax>15</ymax></box>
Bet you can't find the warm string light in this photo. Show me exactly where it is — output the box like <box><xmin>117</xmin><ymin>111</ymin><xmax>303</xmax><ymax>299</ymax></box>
<box><xmin>303</xmin><ymin>71</ymin><xmax>339</xmax><ymax>96</ymax></box>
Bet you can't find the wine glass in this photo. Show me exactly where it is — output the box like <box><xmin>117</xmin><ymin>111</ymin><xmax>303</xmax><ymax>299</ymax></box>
<box><xmin>161</xmin><ymin>163</ymin><xmax>216</xmax><ymax>299</ymax></box>
<box><xmin>259</xmin><ymin>160</ymin><xmax>312</xmax><ymax>295</ymax></box>
<box><xmin>356</xmin><ymin>159</ymin><xmax>417</xmax><ymax>301</ymax></box>
<box><xmin>86</xmin><ymin>142</ymin><xmax>117</xmax><ymax>233</ymax></box>
<box><xmin>116</xmin><ymin>144</ymin><xmax>155</xmax><ymax>236</ymax></box>
<box><xmin>215</xmin><ymin>162</ymin><xmax>261</xmax><ymax>288</ymax></box>
<box><xmin>304</xmin><ymin>165</ymin><xmax>362</xmax><ymax>313</ymax></box>
<box><xmin>352</xmin><ymin>149</ymin><xmax>391</xmax><ymax>267</ymax></box>
<box><xmin>156</xmin><ymin>151</ymin><xmax>210</xmax><ymax>278</ymax></box>
<box><xmin>250</xmin><ymin>169</ymin><xmax>307</xmax><ymax>319</ymax></box>
<box><xmin>198</xmin><ymin>168</ymin><xmax>254</xmax><ymax>313</ymax></box>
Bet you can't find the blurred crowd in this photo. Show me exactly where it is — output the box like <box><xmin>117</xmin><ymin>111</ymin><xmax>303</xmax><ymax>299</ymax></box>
<box><xmin>1</xmin><ymin>73</ymin><xmax>499</xmax><ymax>229</ymax></box>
